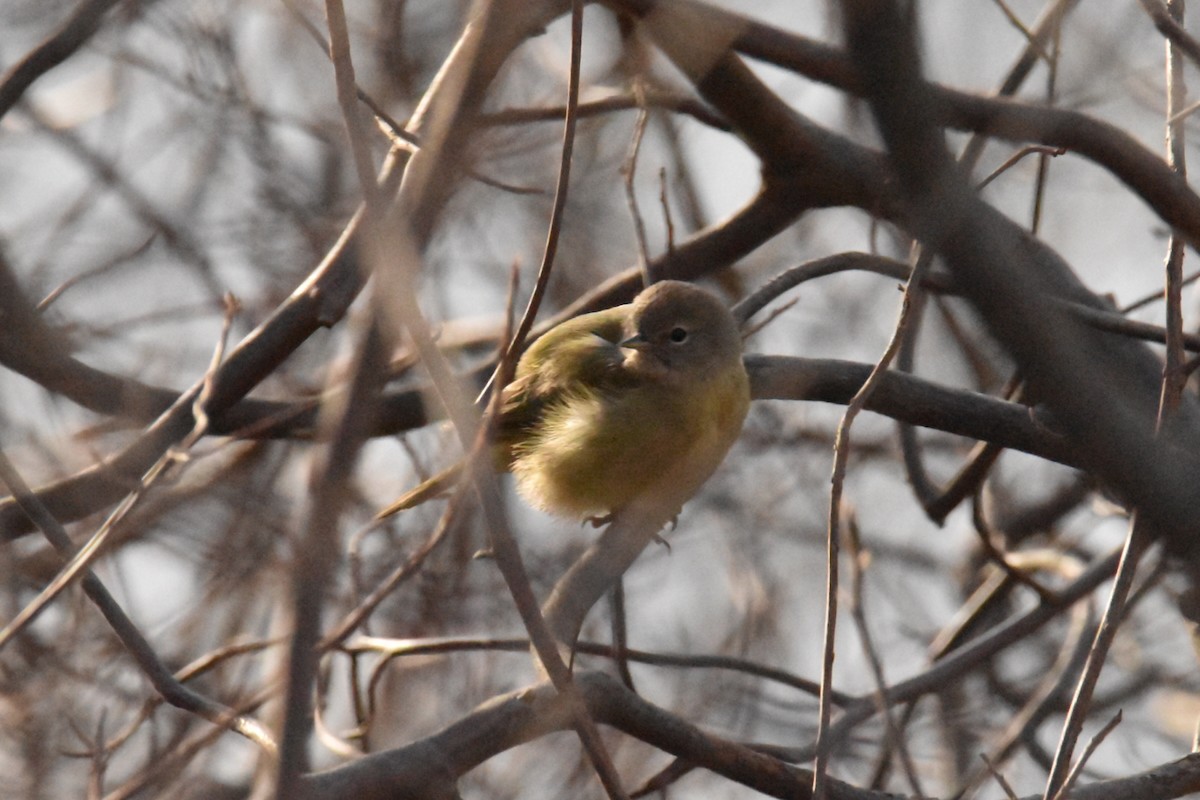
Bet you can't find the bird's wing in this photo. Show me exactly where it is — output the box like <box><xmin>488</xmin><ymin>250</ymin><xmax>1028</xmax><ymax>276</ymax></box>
<box><xmin>496</xmin><ymin>308</ymin><xmax>634</xmax><ymax>449</ymax></box>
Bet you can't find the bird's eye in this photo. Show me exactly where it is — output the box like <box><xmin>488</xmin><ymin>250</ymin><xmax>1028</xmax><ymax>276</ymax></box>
<box><xmin>669</xmin><ymin>326</ymin><xmax>689</xmax><ymax>343</ymax></box>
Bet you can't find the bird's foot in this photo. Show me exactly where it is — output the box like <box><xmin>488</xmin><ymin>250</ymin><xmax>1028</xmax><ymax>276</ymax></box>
<box><xmin>651</xmin><ymin>515</ymin><xmax>680</xmax><ymax>550</ymax></box>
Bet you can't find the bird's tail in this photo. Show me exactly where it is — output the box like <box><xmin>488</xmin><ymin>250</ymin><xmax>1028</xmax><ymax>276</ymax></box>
<box><xmin>374</xmin><ymin>462</ymin><xmax>464</xmax><ymax>521</ymax></box>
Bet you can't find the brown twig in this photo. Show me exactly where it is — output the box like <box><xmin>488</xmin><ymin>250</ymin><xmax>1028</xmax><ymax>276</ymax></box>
<box><xmin>970</xmin><ymin>494</ymin><xmax>1056</xmax><ymax>603</ymax></box>
<box><xmin>481</xmin><ymin>89</ymin><xmax>731</xmax><ymax>132</ymax></box>
<box><xmin>897</xmin><ymin>0</ymin><xmax>1071</xmax><ymax>522</ymax></box>
<box><xmin>980</xmin><ymin>753</ymin><xmax>1020</xmax><ymax>800</ymax></box>
<box><xmin>490</xmin><ymin>0</ymin><xmax>587</xmax><ymax>391</ymax></box>
<box><xmin>103</xmin><ymin>686</ymin><xmax>275</xmax><ymax>800</ymax></box>
<box><xmin>299</xmin><ymin>668</ymin><xmax>1200</xmax><ymax>800</ymax></box>
<box><xmin>87</xmin><ymin>637</ymin><xmax>279</xmax><ymax>758</ymax></box>
<box><xmin>1139</xmin><ymin>0</ymin><xmax>1200</xmax><ymax>69</ymax></box>
<box><xmin>1161</xmin><ymin>0</ymin><xmax>1190</xmax><ymax>419</ymax></box>
<box><xmin>1045</xmin><ymin>5</ymin><xmax>1188</xmax><ymax>793</ymax></box>
<box><xmin>1029</xmin><ymin>20</ymin><xmax>1062</xmax><ymax>235</ymax></box>
<box><xmin>321</xmin><ymin>487</ymin><xmax>471</xmax><ymax>650</ymax></box>
<box><xmin>608</xmin><ymin>0</ymin><xmax>1200</xmax><ymax>259</ymax></box>
<box><xmin>274</xmin><ymin>320</ymin><xmax>388</xmax><ymax>798</ymax></box>
<box><xmin>989</xmin><ymin>0</ymin><xmax>1055</xmax><ymax>64</ymax></box>
<box><xmin>976</xmin><ymin>145</ymin><xmax>1067</xmax><ymax>191</ymax></box>
<box><xmin>622</xmin><ymin>96</ymin><xmax>654</xmax><ymax>286</ymax></box>
<box><xmin>843</xmin><ymin>512</ymin><xmax>926</xmax><ymax>798</ymax></box>
<box><xmin>658</xmin><ymin>166</ymin><xmax>677</xmax><ymax>261</ymax></box>
<box><xmin>1051</xmin><ymin>710</ymin><xmax>1124</xmax><ymax>800</ymax></box>
<box><xmin>324</xmin><ymin>0</ymin><xmax>381</xmax><ymax>211</ymax></box>
<box><xmin>813</xmin><ymin>230</ymin><xmax>933</xmax><ymax>800</ymax></box>
<box><xmin>806</xmin><ymin>546</ymin><xmax>1120</xmax><ymax>764</ymax></box>
<box><xmin>274</xmin><ymin>10</ymin><xmax>390</xmax><ymax>789</ymax></box>
<box><xmin>367</xmin><ymin>4</ymin><xmax>628</xmax><ymax>793</ymax></box>
<box><xmin>956</xmin><ymin>591</ymin><xmax>1094</xmax><ymax>798</ymax></box>
<box><xmin>343</xmin><ymin>634</ymin><xmax>856</xmax><ymax>704</ymax></box>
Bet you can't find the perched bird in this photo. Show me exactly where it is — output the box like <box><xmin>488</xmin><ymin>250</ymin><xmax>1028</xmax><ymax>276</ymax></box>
<box><xmin>375</xmin><ymin>280</ymin><xmax>749</xmax><ymax>523</ymax></box>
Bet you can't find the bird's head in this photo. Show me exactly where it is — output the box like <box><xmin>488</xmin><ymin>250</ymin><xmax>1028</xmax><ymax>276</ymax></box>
<box><xmin>620</xmin><ymin>280</ymin><xmax>743</xmax><ymax>381</ymax></box>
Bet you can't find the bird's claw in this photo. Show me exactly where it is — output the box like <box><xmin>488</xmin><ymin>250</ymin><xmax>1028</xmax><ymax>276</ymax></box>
<box><xmin>583</xmin><ymin>512</ymin><xmax>675</xmax><ymax>551</ymax></box>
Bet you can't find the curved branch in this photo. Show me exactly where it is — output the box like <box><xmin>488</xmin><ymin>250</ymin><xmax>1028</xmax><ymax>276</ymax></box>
<box><xmin>748</xmin><ymin>355</ymin><xmax>1076</xmax><ymax>467</ymax></box>
<box><xmin>297</xmin><ymin>668</ymin><xmax>1200</xmax><ymax>800</ymax></box>
<box><xmin>607</xmin><ymin>0</ymin><xmax>1200</xmax><ymax>255</ymax></box>
<box><xmin>299</xmin><ymin>671</ymin><xmax>820</xmax><ymax>800</ymax></box>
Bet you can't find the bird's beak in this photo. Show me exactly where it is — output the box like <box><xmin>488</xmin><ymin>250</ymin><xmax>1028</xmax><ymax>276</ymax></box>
<box><xmin>620</xmin><ymin>333</ymin><xmax>649</xmax><ymax>351</ymax></box>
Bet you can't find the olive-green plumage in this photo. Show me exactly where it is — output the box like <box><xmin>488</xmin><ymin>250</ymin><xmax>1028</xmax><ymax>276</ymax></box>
<box><xmin>375</xmin><ymin>280</ymin><xmax>749</xmax><ymax>521</ymax></box>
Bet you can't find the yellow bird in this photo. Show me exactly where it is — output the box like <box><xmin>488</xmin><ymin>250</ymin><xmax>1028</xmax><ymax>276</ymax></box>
<box><xmin>376</xmin><ymin>280</ymin><xmax>749</xmax><ymax>522</ymax></box>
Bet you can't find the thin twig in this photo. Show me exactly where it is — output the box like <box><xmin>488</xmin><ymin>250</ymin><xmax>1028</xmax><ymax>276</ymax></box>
<box><xmin>843</xmin><ymin>512</ymin><xmax>926</xmax><ymax>798</ymax></box>
<box><xmin>370</xmin><ymin>5</ymin><xmax>626</xmax><ymax>793</ymax></box>
<box><xmin>344</xmin><ymin>634</ymin><xmax>856</xmax><ymax>704</ymax></box>
<box><xmin>989</xmin><ymin>0</ymin><xmax>1055</xmax><ymax>64</ymax></box>
<box><xmin>1043</xmin><ymin>524</ymin><xmax>1147</xmax><ymax>799</ymax></box>
<box><xmin>283</xmin><ymin>0</ymin><xmax>542</xmax><ymax>198</ymax></box>
<box><xmin>481</xmin><ymin>89</ymin><xmax>731</xmax><ymax>132</ymax></box>
<box><xmin>1044</xmin><ymin>6</ymin><xmax>1186</xmax><ymax>794</ymax></box>
<box><xmin>814</xmin><ymin>241</ymin><xmax>932</xmax><ymax>799</ymax></box>
<box><xmin>623</xmin><ymin>97</ymin><xmax>653</xmax><ymax>286</ymax></box>
<box><xmin>979</xmin><ymin>753</ymin><xmax>1020</xmax><ymax>800</ymax></box>
<box><xmin>90</xmin><ymin>637</ymin><xmax>279</xmax><ymax>758</ymax></box>
<box><xmin>970</xmin><ymin>493</ymin><xmax>1056</xmax><ymax>603</ymax></box>
<box><xmin>1119</xmin><ymin>269</ymin><xmax>1200</xmax><ymax>312</ymax></box>
<box><xmin>1050</xmin><ymin>710</ymin><xmax>1124</xmax><ymax>800</ymax></box>
<box><xmin>274</xmin><ymin>319</ymin><xmax>388</xmax><ymax>799</ymax></box>
<box><xmin>806</xmin><ymin>544</ymin><xmax>1119</xmax><ymax>766</ymax></box>
<box><xmin>1161</xmin><ymin>0</ymin><xmax>1189</xmax><ymax>417</ymax></box>
<box><xmin>37</xmin><ymin>234</ymin><xmax>156</xmax><ymax>310</ymax></box>
<box><xmin>658</xmin><ymin>166</ymin><xmax>676</xmax><ymax>263</ymax></box>
<box><xmin>508</xmin><ymin>0</ymin><xmax>585</xmax><ymax>343</ymax></box>
<box><xmin>275</xmin><ymin>9</ymin><xmax>390</xmax><ymax>792</ymax></box>
<box><xmin>321</xmin><ymin>485</ymin><xmax>471</xmax><ymax>649</ymax></box>
<box><xmin>976</xmin><ymin>145</ymin><xmax>1067</xmax><ymax>191</ymax></box>
<box><xmin>955</xmin><ymin>593</ymin><xmax>1094</xmax><ymax>798</ymax></box>
<box><xmin>893</xmin><ymin>0</ymin><xmax>1075</xmax><ymax>526</ymax></box>
<box><xmin>324</xmin><ymin>0</ymin><xmax>381</xmax><ymax>209</ymax></box>
<box><xmin>1139</xmin><ymin>0</ymin><xmax>1200</xmax><ymax>69</ymax></box>
<box><xmin>479</xmin><ymin>1</ymin><xmax>587</xmax><ymax>402</ymax></box>
<box><xmin>102</xmin><ymin>687</ymin><xmax>275</xmax><ymax>800</ymax></box>
<box><xmin>609</xmin><ymin>580</ymin><xmax>638</xmax><ymax>692</ymax></box>
<box><xmin>1030</xmin><ymin>21</ymin><xmax>1062</xmax><ymax>234</ymax></box>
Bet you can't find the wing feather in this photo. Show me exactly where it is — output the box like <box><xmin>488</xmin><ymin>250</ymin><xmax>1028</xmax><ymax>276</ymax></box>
<box><xmin>496</xmin><ymin>307</ymin><xmax>634</xmax><ymax>458</ymax></box>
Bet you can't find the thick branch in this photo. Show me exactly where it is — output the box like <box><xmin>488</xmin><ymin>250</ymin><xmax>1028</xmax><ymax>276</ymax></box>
<box><xmin>297</xmin><ymin>669</ymin><xmax>1200</xmax><ymax>800</ymax></box>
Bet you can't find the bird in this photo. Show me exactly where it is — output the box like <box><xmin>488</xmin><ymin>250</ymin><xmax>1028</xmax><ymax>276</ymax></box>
<box><xmin>375</xmin><ymin>279</ymin><xmax>749</xmax><ymax>524</ymax></box>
